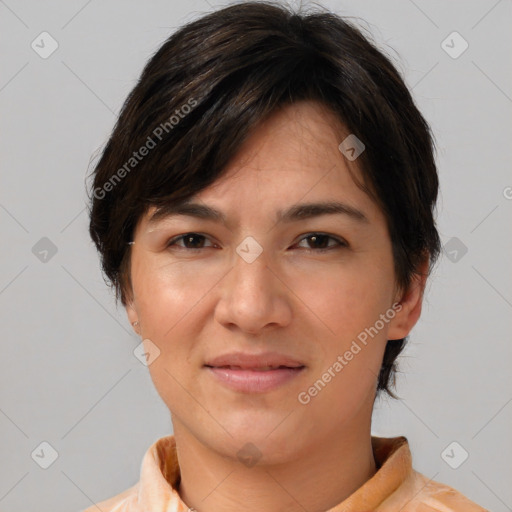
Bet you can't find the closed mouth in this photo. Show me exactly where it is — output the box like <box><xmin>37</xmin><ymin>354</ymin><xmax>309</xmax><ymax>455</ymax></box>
<box><xmin>205</xmin><ymin>365</ymin><xmax>305</xmax><ymax>371</ymax></box>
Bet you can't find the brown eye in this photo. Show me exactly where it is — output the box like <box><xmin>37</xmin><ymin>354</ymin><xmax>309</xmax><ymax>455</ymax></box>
<box><xmin>167</xmin><ymin>233</ymin><xmax>215</xmax><ymax>249</ymax></box>
<box><xmin>295</xmin><ymin>233</ymin><xmax>347</xmax><ymax>252</ymax></box>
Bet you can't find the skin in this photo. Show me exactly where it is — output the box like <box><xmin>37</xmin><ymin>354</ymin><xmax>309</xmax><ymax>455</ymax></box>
<box><xmin>125</xmin><ymin>100</ymin><xmax>428</xmax><ymax>512</ymax></box>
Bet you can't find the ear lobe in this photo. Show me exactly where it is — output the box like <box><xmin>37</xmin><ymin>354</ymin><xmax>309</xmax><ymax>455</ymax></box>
<box><xmin>387</xmin><ymin>258</ymin><xmax>429</xmax><ymax>341</ymax></box>
<box><xmin>125</xmin><ymin>300</ymin><xmax>139</xmax><ymax>333</ymax></box>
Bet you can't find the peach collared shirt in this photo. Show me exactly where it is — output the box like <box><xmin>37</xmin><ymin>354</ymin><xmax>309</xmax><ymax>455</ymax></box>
<box><xmin>82</xmin><ymin>435</ymin><xmax>488</xmax><ymax>512</ymax></box>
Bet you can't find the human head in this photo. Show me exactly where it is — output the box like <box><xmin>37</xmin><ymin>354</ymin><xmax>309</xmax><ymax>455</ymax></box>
<box><xmin>87</xmin><ymin>1</ymin><xmax>441</xmax><ymax>399</ymax></box>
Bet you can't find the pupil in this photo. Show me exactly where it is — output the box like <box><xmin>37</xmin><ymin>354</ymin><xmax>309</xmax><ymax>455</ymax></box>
<box><xmin>186</xmin><ymin>234</ymin><xmax>203</xmax><ymax>248</ymax></box>
<box><xmin>311</xmin><ymin>234</ymin><xmax>328</xmax><ymax>248</ymax></box>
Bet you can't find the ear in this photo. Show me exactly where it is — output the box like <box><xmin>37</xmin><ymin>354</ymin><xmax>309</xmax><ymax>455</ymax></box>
<box><xmin>125</xmin><ymin>298</ymin><xmax>140</xmax><ymax>335</ymax></box>
<box><xmin>387</xmin><ymin>257</ymin><xmax>430</xmax><ymax>341</ymax></box>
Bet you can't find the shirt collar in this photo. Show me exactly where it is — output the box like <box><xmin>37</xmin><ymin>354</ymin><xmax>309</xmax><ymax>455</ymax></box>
<box><xmin>137</xmin><ymin>434</ymin><xmax>412</xmax><ymax>512</ymax></box>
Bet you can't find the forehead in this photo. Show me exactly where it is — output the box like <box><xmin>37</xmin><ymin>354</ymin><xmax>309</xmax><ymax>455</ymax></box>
<box><xmin>140</xmin><ymin>100</ymin><xmax>381</xmax><ymax>229</ymax></box>
<box><xmin>230</xmin><ymin>100</ymin><xmax>354</xmax><ymax>170</ymax></box>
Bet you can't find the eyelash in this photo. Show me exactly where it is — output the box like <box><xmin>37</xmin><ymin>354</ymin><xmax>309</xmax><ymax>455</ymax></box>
<box><xmin>165</xmin><ymin>232</ymin><xmax>348</xmax><ymax>253</ymax></box>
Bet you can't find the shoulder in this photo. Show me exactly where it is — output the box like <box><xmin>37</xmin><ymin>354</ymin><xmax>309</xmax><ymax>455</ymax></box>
<box><xmin>80</xmin><ymin>483</ymin><xmax>139</xmax><ymax>512</ymax></box>
<box><xmin>399</xmin><ymin>470</ymin><xmax>489</xmax><ymax>511</ymax></box>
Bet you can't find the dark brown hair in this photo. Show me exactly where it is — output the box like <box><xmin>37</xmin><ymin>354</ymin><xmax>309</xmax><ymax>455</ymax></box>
<box><xmin>87</xmin><ymin>1</ymin><xmax>441</xmax><ymax>398</ymax></box>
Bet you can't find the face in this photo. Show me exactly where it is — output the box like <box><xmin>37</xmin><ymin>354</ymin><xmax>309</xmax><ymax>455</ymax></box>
<box><xmin>126</xmin><ymin>100</ymin><xmax>424</xmax><ymax>462</ymax></box>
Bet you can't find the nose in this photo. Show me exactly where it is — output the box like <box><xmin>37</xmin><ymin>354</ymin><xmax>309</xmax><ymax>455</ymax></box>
<box><xmin>214</xmin><ymin>246</ymin><xmax>293</xmax><ymax>334</ymax></box>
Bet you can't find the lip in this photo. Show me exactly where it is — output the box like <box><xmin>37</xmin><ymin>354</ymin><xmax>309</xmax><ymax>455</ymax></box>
<box><xmin>205</xmin><ymin>366</ymin><xmax>305</xmax><ymax>393</ymax></box>
<box><xmin>204</xmin><ymin>351</ymin><xmax>306</xmax><ymax>393</ymax></box>
<box><xmin>204</xmin><ymin>351</ymin><xmax>305</xmax><ymax>370</ymax></box>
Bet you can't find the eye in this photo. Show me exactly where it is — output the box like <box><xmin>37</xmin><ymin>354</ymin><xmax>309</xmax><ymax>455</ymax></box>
<box><xmin>166</xmin><ymin>233</ymin><xmax>216</xmax><ymax>250</ymax></box>
<box><xmin>294</xmin><ymin>233</ymin><xmax>347</xmax><ymax>252</ymax></box>
<box><xmin>165</xmin><ymin>232</ymin><xmax>347</xmax><ymax>252</ymax></box>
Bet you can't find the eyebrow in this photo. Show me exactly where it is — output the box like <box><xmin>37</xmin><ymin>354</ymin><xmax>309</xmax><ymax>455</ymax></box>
<box><xmin>147</xmin><ymin>199</ymin><xmax>370</xmax><ymax>227</ymax></box>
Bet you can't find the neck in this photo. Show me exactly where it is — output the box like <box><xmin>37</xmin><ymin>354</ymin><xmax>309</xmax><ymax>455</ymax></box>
<box><xmin>174</xmin><ymin>419</ymin><xmax>377</xmax><ymax>512</ymax></box>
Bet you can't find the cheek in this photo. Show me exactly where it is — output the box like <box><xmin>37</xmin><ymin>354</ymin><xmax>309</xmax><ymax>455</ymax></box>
<box><xmin>289</xmin><ymin>257</ymin><xmax>394</xmax><ymax>343</ymax></box>
<box><xmin>294</xmin><ymin>272</ymin><xmax>390</xmax><ymax>421</ymax></box>
<box><xmin>130</xmin><ymin>257</ymin><xmax>227</xmax><ymax>397</ymax></box>
<box><xmin>132</xmin><ymin>263</ymin><xmax>204</xmax><ymax>407</ymax></box>
<box><xmin>131</xmin><ymin>257</ymin><xmax>223</xmax><ymax>337</ymax></box>
<box><xmin>290</xmin><ymin>256</ymin><xmax>394</xmax><ymax>403</ymax></box>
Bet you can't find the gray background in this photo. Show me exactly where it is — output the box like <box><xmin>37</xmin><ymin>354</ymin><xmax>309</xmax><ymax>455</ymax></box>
<box><xmin>1</xmin><ymin>0</ymin><xmax>511</xmax><ymax>511</ymax></box>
